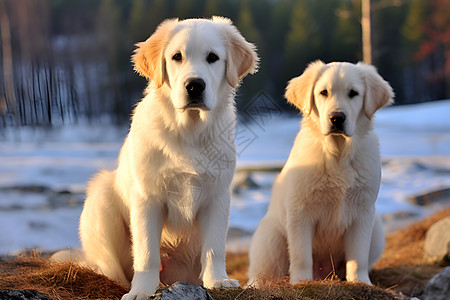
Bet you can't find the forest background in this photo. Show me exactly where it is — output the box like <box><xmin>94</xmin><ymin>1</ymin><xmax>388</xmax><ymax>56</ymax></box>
<box><xmin>0</xmin><ymin>0</ymin><xmax>449</xmax><ymax>126</ymax></box>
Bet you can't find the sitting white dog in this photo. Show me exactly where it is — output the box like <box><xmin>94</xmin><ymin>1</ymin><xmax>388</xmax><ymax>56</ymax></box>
<box><xmin>52</xmin><ymin>17</ymin><xmax>258</xmax><ymax>299</ymax></box>
<box><xmin>248</xmin><ymin>61</ymin><xmax>393</xmax><ymax>286</ymax></box>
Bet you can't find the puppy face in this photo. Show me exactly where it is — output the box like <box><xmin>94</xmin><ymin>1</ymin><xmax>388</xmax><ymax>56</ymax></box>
<box><xmin>286</xmin><ymin>61</ymin><xmax>394</xmax><ymax>137</ymax></box>
<box><xmin>132</xmin><ymin>17</ymin><xmax>258</xmax><ymax>120</ymax></box>
<box><xmin>313</xmin><ymin>64</ymin><xmax>365</xmax><ymax>137</ymax></box>
<box><xmin>164</xmin><ymin>20</ymin><xmax>227</xmax><ymax>112</ymax></box>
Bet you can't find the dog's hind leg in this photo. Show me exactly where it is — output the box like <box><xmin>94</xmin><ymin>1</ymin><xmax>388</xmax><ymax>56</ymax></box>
<box><xmin>247</xmin><ymin>217</ymin><xmax>289</xmax><ymax>287</ymax></box>
<box><xmin>79</xmin><ymin>170</ymin><xmax>133</xmax><ymax>286</ymax></box>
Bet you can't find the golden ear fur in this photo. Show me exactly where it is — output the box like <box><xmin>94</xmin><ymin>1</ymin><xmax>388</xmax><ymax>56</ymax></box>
<box><xmin>356</xmin><ymin>62</ymin><xmax>394</xmax><ymax>119</ymax></box>
<box><xmin>132</xmin><ymin>19</ymin><xmax>178</xmax><ymax>88</ymax></box>
<box><xmin>212</xmin><ymin>16</ymin><xmax>259</xmax><ymax>88</ymax></box>
<box><xmin>285</xmin><ymin>60</ymin><xmax>325</xmax><ymax>116</ymax></box>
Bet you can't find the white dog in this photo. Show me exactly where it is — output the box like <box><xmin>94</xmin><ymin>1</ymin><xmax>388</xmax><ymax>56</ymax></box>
<box><xmin>53</xmin><ymin>17</ymin><xmax>258</xmax><ymax>299</ymax></box>
<box><xmin>248</xmin><ymin>61</ymin><xmax>393</xmax><ymax>286</ymax></box>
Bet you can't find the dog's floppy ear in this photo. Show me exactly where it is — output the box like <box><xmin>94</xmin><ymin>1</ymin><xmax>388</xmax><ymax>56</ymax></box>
<box><xmin>213</xmin><ymin>16</ymin><xmax>259</xmax><ymax>88</ymax></box>
<box><xmin>285</xmin><ymin>60</ymin><xmax>325</xmax><ymax>116</ymax></box>
<box><xmin>357</xmin><ymin>62</ymin><xmax>394</xmax><ymax>119</ymax></box>
<box><xmin>132</xmin><ymin>19</ymin><xmax>178</xmax><ymax>88</ymax></box>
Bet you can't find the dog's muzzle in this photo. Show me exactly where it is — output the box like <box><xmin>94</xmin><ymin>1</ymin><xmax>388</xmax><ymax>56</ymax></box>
<box><xmin>184</xmin><ymin>78</ymin><xmax>208</xmax><ymax>110</ymax></box>
<box><xmin>329</xmin><ymin>111</ymin><xmax>346</xmax><ymax>134</ymax></box>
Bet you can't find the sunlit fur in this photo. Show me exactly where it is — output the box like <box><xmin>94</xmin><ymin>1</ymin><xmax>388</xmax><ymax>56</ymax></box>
<box><xmin>248</xmin><ymin>61</ymin><xmax>393</xmax><ymax>287</ymax></box>
<box><xmin>52</xmin><ymin>17</ymin><xmax>258</xmax><ymax>300</ymax></box>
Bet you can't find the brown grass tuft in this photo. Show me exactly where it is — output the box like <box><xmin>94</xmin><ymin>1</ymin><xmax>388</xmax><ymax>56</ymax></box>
<box><xmin>208</xmin><ymin>279</ymin><xmax>400</xmax><ymax>300</ymax></box>
<box><xmin>0</xmin><ymin>251</ymin><xmax>127</xmax><ymax>299</ymax></box>
<box><xmin>371</xmin><ymin>265</ymin><xmax>443</xmax><ymax>297</ymax></box>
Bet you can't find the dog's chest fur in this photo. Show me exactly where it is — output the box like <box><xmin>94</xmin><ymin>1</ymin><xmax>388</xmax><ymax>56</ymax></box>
<box><xmin>162</xmin><ymin>138</ymin><xmax>236</xmax><ymax>229</ymax></box>
<box><xmin>294</xmin><ymin>132</ymin><xmax>377</xmax><ymax>247</ymax></box>
<box><xmin>310</xmin><ymin>164</ymin><xmax>358</xmax><ymax>229</ymax></box>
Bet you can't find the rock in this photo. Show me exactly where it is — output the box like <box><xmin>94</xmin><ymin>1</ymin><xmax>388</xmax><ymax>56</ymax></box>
<box><xmin>149</xmin><ymin>282</ymin><xmax>213</xmax><ymax>300</ymax></box>
<box><xmin>420</xmin><ymin>267</ymin><xmax>450</xmax><ymax>300</ymax></box>
<box><xmin>0</xmin><ymin>289</ymin><xmax>52</xmax><ymax>300</ymax></box>
<box><xmin>424</xmin><ymin>217</ymin><xmax>450</xmax><ymax>263</ymax></box>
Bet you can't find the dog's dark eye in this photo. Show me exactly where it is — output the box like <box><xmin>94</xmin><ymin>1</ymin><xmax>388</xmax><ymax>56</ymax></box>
<box><xmin>320</xmin><ymin>90</ymin><xmax>328</xmax><ymax>97</ymax></box>
<box><xmin>349</xmin><ymin>89</ymin><xmax>359</xmax><ymax>98</ymax></box>
<box><xmin>206</xmin><ymin>52</ymin><xmax>219</xmax><ymax>64</ymax></box>
<box><xmin>172</xmin><ymin>52</ymin><xmax>182</xmax><ymax>62</ymax></box>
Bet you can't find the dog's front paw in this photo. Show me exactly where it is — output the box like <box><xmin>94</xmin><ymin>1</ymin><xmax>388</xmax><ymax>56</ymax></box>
<box><xmin>122</xmin><ymin>271</ymin><xmax>159</xmax><ymax>300</ymax></box>
<box><xmin>204</xmin><ymin>278</ymin><xmax>240</xmax><ymax>289</ymax></box>
<box><xmin>121</xmin><ymin>291</ymin><xmax>151</xmax><ymax>300</ymax></box>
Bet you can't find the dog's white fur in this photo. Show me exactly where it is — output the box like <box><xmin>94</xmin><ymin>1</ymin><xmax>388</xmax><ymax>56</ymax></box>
<box><xmin>52</xmin><ymin>17</ymin><xmax>258</xmax><ymax>299</ymax></box>
<box><xmin>248</xmin><ymin>61</ymin><xmax>393</xmax><ymax>286</ymax></box>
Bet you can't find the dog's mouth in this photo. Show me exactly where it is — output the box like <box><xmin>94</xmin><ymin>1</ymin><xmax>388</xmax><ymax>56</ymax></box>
<box><xmin>180</xmin><ymin>102</ymin><xmax>210</xmax><ymax>112</ymax></box>
<box><xmin>328</xmin><ymin>127</ymin><xmax>349</xmax><ymax>137</ymax></box>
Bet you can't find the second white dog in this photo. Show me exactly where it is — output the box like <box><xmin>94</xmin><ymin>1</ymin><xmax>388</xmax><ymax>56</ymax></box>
<box><xmin>248</xmin><ymin>61</ymin><xmax>393</xmax><ymax>286</ymax></box>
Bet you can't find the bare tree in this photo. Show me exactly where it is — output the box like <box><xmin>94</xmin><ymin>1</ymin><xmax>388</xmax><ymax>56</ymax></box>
<box><xmin>0</xmin><ymin>0</ymin><xmax>16</xmax><ymax>115</ymax></box>
<box><xmin>361</xmin><ymin>0</ymin><xmax>372</xmax><ymax>64</ymax></box>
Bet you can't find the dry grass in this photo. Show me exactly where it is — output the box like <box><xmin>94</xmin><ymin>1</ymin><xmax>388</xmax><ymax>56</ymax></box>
<box><xmin>209</xmin><ymin>280</ymin><xmax>400</xmax><ymax>300</ymax></box>
<box><xmin>0</xmin><ymin>251</ymin><xmax>128</xmax><ymax>299</ymax></box>
<box><xmin>1</xmin><ymin>209</ymin><xmax>449</xmax><ymax>299</ymax></box>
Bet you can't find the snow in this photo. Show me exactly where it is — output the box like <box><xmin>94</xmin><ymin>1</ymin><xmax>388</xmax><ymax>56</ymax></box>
<box><xmin>1</xmin><ymin>100</ymin><xmax>450</xmax><ymax>255</ymax></box>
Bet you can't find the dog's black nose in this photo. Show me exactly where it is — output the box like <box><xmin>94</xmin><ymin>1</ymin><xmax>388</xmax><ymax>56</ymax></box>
<box><xmin>330</xmin><ymin>112</ymin><xmax>346</xmax><ymax>131</ymax></box>
<box><xmin>185</xmin><ymin>78</ymin><xmax>205</xmax><ymax>100</ymax></box>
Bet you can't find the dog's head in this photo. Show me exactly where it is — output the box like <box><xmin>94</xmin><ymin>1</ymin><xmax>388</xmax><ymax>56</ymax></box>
<box><xmin>286</xmin><ymin>61</ymin><xmax>394</xmax><ymax>137</ymax></box>
<box><xmin>132</xmin><ymin>17</ymin><xmax>258</xmax><ymax>117</ymax></box>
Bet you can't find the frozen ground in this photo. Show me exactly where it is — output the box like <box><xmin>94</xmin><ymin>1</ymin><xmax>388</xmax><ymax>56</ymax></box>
<box><xmin>1</xmin><ymin>100</ymin><xmax>450</xmax><ymax>255</ymax></box>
